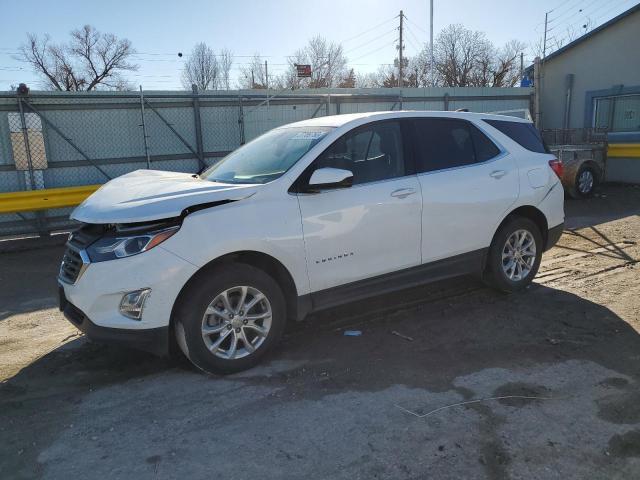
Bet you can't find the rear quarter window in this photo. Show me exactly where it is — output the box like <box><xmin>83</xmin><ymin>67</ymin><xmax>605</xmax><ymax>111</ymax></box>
<box><xmin>484</xmin><ymin>119</ymin><xmax>549</xmax><ymax>154</ymax></box>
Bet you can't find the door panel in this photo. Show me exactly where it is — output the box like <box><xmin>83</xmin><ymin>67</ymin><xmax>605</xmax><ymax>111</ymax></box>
<box><xmin>298</xmin><ymin>176</ymin><xmax>422</xmax><ymax>292</ymax></box>
<box><xmin>411</xmin><ymin>118</ymin><xmax>519</xmax><ymax>263</ymax></box>
<box><xmin>418</xmin><ymin>154</ymin><xmax>518</xmax><ymax>262</ymax></box>
<box><xmin>296</xmin><ymin>119</ymin><xmax>422</xmax><ymax>293</ymax></box>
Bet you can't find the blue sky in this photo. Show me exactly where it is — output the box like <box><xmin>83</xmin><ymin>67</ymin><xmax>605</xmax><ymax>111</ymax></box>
<box><xmin>0</xmin><ymin>0</ymin><xmax>636</xmax><ymax>90</ymax></box>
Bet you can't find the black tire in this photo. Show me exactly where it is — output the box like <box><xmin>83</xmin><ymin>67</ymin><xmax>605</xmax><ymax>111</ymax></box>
<box><xmin>174</xmin><ymin>263</ymin><xmax>286</xmax><ymax>375</ymax></box>
<box><xmin>569</xmin><ymin>163</ymin><xmax>598</xmax><ymax>199</ymax></box>
<box><xmin>483</xmin><ymin>216</ymin><xmax>543</xmax><ymax>293</ymax></box>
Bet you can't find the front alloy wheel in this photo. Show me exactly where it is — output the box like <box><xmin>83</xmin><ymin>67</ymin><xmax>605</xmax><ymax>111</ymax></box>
<box><xmin>202</xmin><ymin>286</ymin><xmax>272</xmax><ymax>360</ymax></box>
<box><xmin>175</xmin><ymin>263</ymin><xmax>286</xmax><ymax>374</ymax></box>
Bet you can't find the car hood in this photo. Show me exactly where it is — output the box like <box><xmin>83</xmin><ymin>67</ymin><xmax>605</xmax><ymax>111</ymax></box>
<box><xmin>71</xmin><ymin>169</ymin><xmax>259</xmax><ymax>224</ymax></box>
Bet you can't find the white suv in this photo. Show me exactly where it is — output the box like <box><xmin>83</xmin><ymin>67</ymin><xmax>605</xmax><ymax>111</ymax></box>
<box><xmin>59</xmin><ymin>111</ymin><xmax>564</xmax><ymax>374</ymax></box>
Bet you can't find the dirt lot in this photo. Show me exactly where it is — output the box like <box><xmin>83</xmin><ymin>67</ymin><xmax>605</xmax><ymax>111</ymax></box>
<box><xmin>1</xmin><ymin>185</ymin><xmax>639</xmax><ymax>480</ymax></box>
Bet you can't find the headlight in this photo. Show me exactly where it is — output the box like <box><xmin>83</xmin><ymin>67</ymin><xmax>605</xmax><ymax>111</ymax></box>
<box><xmin>86</xmin><ymin>226</ymin><xmax>179</xmax><ymax>262</ymax></box>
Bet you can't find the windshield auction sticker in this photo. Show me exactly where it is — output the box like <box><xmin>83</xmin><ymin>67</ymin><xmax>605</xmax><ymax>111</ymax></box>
<box><xmin>291</xmin><ymin>131</ymin><xmax>327</xmax><ymax>140</ymax></box>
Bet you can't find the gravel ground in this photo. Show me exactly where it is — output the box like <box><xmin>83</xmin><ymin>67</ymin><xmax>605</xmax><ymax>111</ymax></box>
<box><xmin>1</xmin><ymin>184</ymin><xmax>639</xmax><ymax>480</ymax></box>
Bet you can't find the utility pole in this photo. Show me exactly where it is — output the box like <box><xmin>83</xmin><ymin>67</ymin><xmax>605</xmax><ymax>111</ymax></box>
<box><xmin>534</xmin><ymin>56</ymin><xmax>542</xmax><ymax>128</ymax></box>
<box><xmin>398</xmin><ymin>10</ymin><xmax>404</xmax><ymax>88</ymax></box>
<box><xmin>520</xmin><ymin>52</ymin><xmax>524</xmax><ymax>79</ymax></box>
<box><xmin>139</xmin><ymin>85</ymin><xmax>151</xmax><ymax>169</ymax></box>
<box><xmin>543</xmin><ymin>11</ymin><xmax>549</xmax><ymax>59</ymax></box>
<box><xmin>430</xmin><ymin>0</ymin><xmax>434</xmax><ymax>87</ymax></box>
<box><xmin>265</xmin><ymin>60</ymin><xmax>269</xmax><ymax>109</ymax></box>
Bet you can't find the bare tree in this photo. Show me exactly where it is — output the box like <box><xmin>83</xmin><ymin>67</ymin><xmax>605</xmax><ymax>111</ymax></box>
<box><xmin>352</xmin><ymin>26</ymin><xmax>524</xmax><ymax>89</ymax></box>
<box><xmin>182</xmin><ymin>42</ymin><xmax>219</xmax><ymax>91</ymax></box>
<box><xmin>238</xmin><ymin>54</ymin><xmax>267</xmax><ymax>89</ymax></box>
<box><xmin>549</xmin><ymin>18</ymin><xmax>593</xmax><ymax>52</ymax></box>
<box><xmin>283</xmin><ymin>36</ymin><xmax>348</xmax><ymax>89</ymax></box>
<box><xmin>373</xmin><ymin>65</ymin><xmax>398</xmax><ymax>88</ymax></box>
<box><xmin>354</xmin><ymin>71</ymin><xmax>380</xmax><ymax>88</ymax></box>
<box><xmin>337</xmin><ymin>68</ymin><xmax>356</xmax><ymax>88</ymax></box>
<box><xmin>531</xmin><ymin>16</ymin><xmax>593</xmax><ymax>62</ymax></box>
<box><xmin>434</xmin><ymin>24</ymin><xmax>486</xmax><ymax>87</ymax></box>
<box><xmin>429</xmin><ymin>24</ymin><xmax>525</xmax><ymax>87</ymax></box>
<box><xmin>529</xmin><ymin>37</ymin><xmax>545</xmax><ymax>60</ymax></box>
<box><xmin>19</xmin><ymin>25</ymin><xmax>137</xmax><ymax>91</ymax></box>
<box><xmin>407</xmin><ymin>45</ymin><xmax>435</xmax><ymax>87</ymax></box>
<box><xmin>218</xmin><ymin>48</ymin><xmax>233</xmax><ymax>90</ymax></box>
<box><xmin>492</xmin><ymin>39</ymin><xmax>527</xmax><ymax>87</ymax></box>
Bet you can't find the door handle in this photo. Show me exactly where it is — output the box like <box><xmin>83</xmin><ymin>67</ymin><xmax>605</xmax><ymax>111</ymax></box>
<box><xmin>490</xmin><ymin>170</ymin><xmax>507</xmax><ymax>179</ymax></box>
<box><xmin>390</xmin><ymin>188</ymin><xmax>416</xmax><ymax>199</ymax></box>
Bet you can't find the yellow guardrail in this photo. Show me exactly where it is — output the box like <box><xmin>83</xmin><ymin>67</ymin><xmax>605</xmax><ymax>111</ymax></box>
<box><xmin>0</xmin><ymin>184</ymin><xmax>101</xmax><ymax>214</ymax></box>
<box><xmin>608</xmin><ymin>143</ymin><xmax>640</xmax><ymax>158</ymax></box>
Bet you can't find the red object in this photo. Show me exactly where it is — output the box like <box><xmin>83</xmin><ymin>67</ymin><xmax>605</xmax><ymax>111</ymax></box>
<box><xmin>548</xmin><ymin>158</ymin><xmax>564</xmax><ymax>179</ymax></box>
<box><xmin>296</xmin><ymin>64</ymin><xmax>312</xmax><ymax>78</ymax></box>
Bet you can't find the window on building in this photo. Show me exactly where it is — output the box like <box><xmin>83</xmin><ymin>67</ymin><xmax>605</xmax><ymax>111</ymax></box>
<box><xmin>594</xmin><ymin>94</ymin><xmax>640</xmax><ymax>132</ymax></box>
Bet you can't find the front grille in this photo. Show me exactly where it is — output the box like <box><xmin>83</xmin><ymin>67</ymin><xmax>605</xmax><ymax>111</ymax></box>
<box><xmin>59</xmin><ymin>225</ymin><xmax>102</xmax><ymax>284</ymax></box>
<box><xmin>59</xmin><ymin>247</ymin><xmax>86</xmax><ymax>284</ymax></box>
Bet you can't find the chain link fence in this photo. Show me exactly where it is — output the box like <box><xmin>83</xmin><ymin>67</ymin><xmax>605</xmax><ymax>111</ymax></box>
<box><xmin>0</xmin><ymin>87</ymin><xmax>533</xmax><ymax>238</ymax></box>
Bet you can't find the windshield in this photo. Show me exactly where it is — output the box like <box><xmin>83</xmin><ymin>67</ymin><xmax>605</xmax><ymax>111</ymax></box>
<box><xmin>202</xmin><ymin>126</ymin><xmax>333</xmax><ymax>184</ymax></box>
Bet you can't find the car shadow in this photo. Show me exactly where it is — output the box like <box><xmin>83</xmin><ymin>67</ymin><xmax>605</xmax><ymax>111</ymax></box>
<box><xmin>555</xmin><ymin>226</ymin><xmax>637</xmax><ymax>263</ymax></box>
<box><xmin>0</xmin><ymin>245</ymin><xmax>63</xmax><ymax>322</ymax></box>
<box><xmin>282</xmin><ymin>278</ymin><xmax>640</xmax><ymax>392</ymax></box>
<box><xmin>564</xmin><ymin>184</ymin><xmax>640</xmax><ymax>229</ymax></box>
<box><xmin>2</xmin><ymin>276</ymin><xmax>640</xmax><ymax>478</ymax></box>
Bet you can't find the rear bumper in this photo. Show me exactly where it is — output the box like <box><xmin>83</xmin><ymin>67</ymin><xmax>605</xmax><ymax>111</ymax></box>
<box><xmin>60</xmin><ymin>287</ymin><xmax>169</xmax><ymax>356</ymax></box>
<box><xmin>545</xmin><ymin>222</ymin><xmax>564</xmax><ymax>251</ymax></box>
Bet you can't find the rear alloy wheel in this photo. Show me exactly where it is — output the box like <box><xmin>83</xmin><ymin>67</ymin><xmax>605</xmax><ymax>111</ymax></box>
<box><xmin>483</xmin><ymin>217</ymin><xmax>543</xmax><ymax>292</ymax></box>
<box><xmin>577</xmin><ymin>169</ymin><xmax>595</xmax><ymax>196</ymax></box>
<box><xmin>175</xmin><ymin>263</ymin><xmax>286</xmax><ymax>374</ymax></box>
<box><xmin>501</xmin><ymin>229</ymin><xmax>537</xmax><ymax>282</ymax></box>
<box><xmin>569</xmin><ymin>164</ymin><xmax>598</xmax><ymax>198</ymax></box>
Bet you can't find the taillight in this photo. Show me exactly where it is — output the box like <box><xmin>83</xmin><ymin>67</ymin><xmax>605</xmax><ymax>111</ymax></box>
<box><xmin>549</xmin><ymin>158</ymin><xmax>564</xmax><ymax>179</ymax></box>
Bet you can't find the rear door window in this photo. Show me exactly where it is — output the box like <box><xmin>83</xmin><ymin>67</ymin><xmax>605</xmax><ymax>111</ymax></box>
<box><xmin>484</xmin><ymin>119</ymin><xmax>549</xmax><ymax>153</ymax></box>
<box><xmin>412</xmin><ymin>118</ymin><xmax>500</xmax><ymax>173</ymax></box>
<box><xmin>470</xmin><ymin>124</ymin><xmax>501</xmax><ymax>162</ymax></box>
<box><xmin>412</xmin><ymin>119</ymin><xmax>474</xmax><ymax>172</ymax></box>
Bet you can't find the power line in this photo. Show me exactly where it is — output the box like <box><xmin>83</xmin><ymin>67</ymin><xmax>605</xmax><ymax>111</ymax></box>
<box><xmin>343</xmin><ymin>30</ymin><xmax>399</xmax><ymax>60</ymax></box>
<box><xmin>548</xmin><ymin>0</ymin><xmax>585</xmax><ymax>23</ymax></box>
<box><xmin>403</xmin><ymin>24</ymin><xmax>425</xmax><ymax>52</ymax></box>
<box><xmin>552</xmin><ymin>0</ymin><xmax>634</xmax><ymax>32</ymax></box>
<box><xmin>585</xmin><ymin>0</ymin><xmax>636</xmax><ymax>23</ymax></box>
<box><xmin>133</xmin><ymin>52</ymin><xmax>269</xmax><ymax>58</ymax></box>
<box><xmin>546</xmin><ymin>0</ymin><xmax>637</xmax><ymax>53</ymax></box>
<box><xmin>342</xmin><ymin>26</ymin><xmax>398</xmax><ymax>56</ymax></box>
<box><xmin>403</xmin><ymin>15</ymin><xmax>428</xmax><ymax>36</ymax></box>
<box><xmin>558</xmin><ymin>0</ymin><xmax>633</xmax><ymax>39</ymax></box>
<box><xmin>339</xmin><ymin>15</ymin><xmax>398</xmax><ymax>44</ymax></box>
<box><xmin>350</xmin><ymin>39</ymin><xmax>397</xmax><ymax>63</ymax></box>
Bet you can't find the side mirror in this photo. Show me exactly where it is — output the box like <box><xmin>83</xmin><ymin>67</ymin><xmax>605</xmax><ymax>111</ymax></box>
<box><xmin>307</xmin><ymin>167</ymin><xmax>353</xmax><ymax>191</ymax></box>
